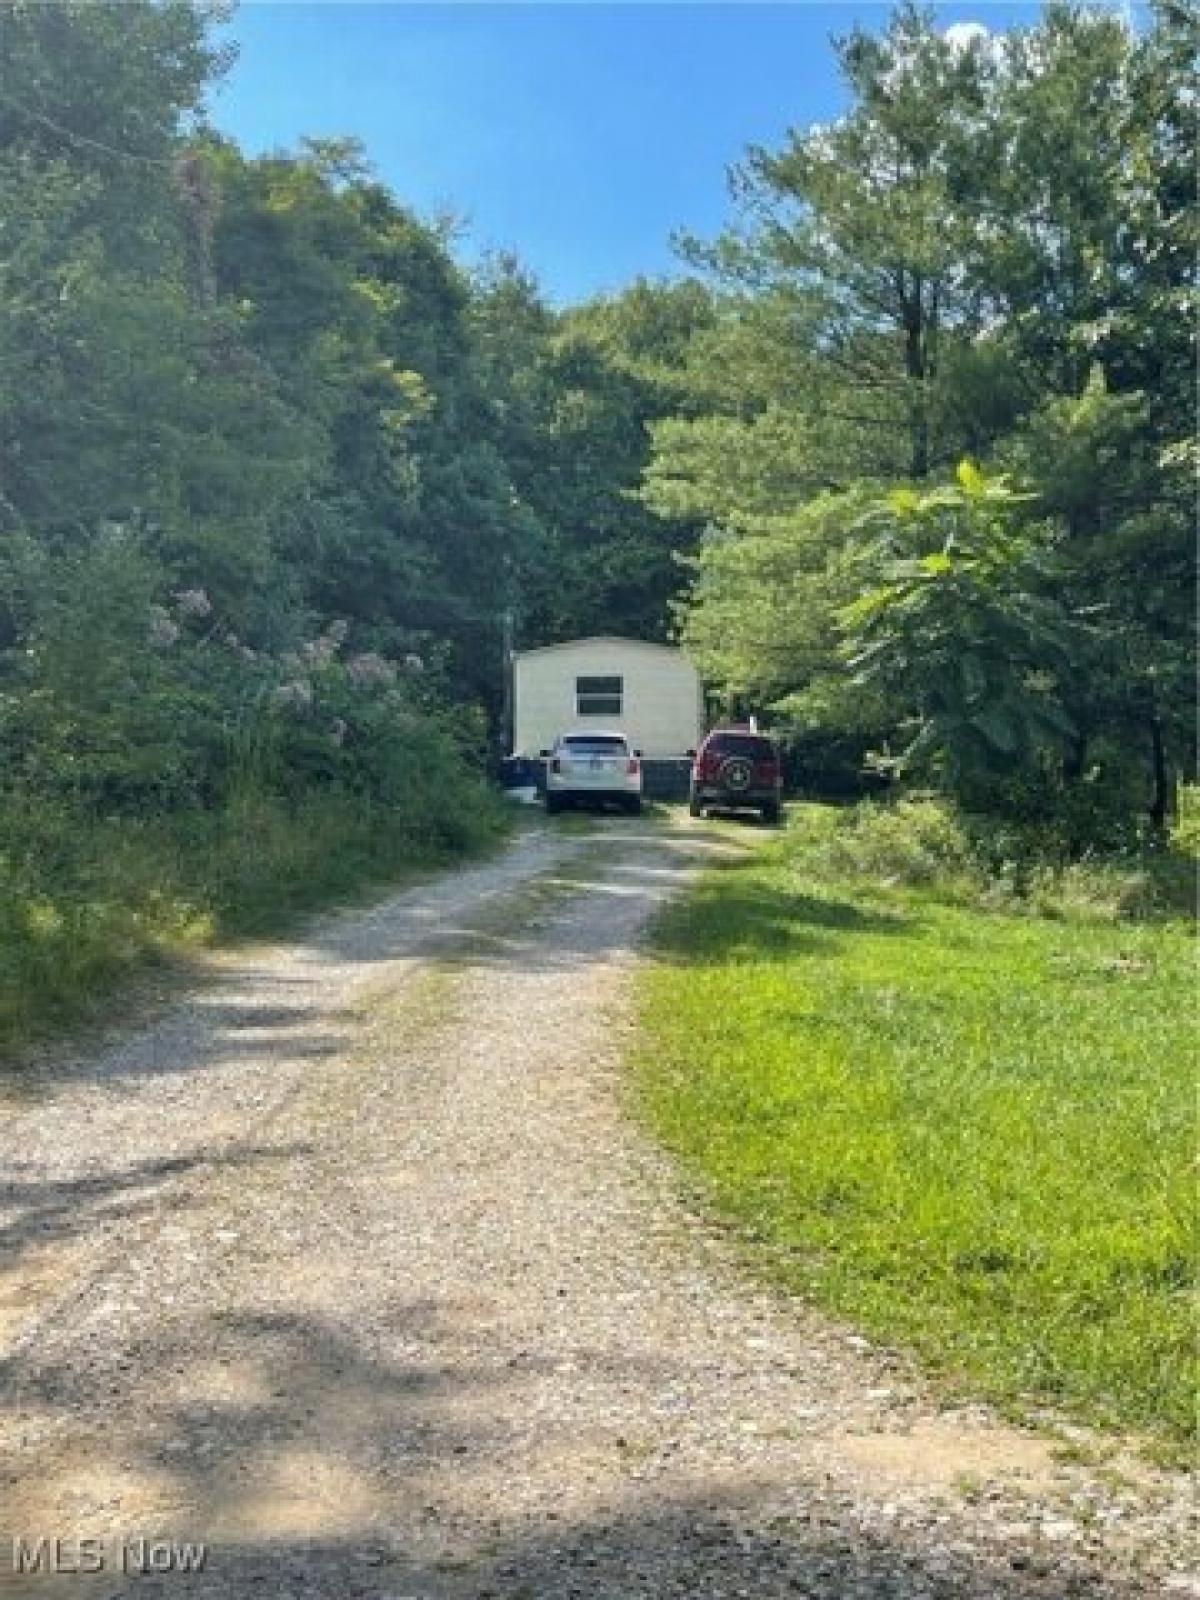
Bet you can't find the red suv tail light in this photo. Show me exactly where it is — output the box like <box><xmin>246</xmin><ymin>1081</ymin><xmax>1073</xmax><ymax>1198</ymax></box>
<box><xmin>627</xmin><ymin>757</ymin><xmax>640</xmax><ymax>775</ymax></box>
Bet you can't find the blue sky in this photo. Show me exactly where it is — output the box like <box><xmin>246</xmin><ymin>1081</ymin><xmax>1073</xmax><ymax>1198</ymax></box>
<box><xmin>212</xmin><ymin>2</ymin><xmax>1049</xmax><ymax>304</ymax></box>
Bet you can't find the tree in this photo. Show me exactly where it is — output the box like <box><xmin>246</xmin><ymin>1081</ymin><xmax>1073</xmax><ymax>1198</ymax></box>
<box><xmin>472</xmin><ymin>270</ymin><xmax>717</xmax><ymax>647</ymax></box>
<box><xmin>976</xmin><ymin>3</ymin><xmax>1198</xmax><ymax>828</ymax></box>
<box><xmin>839</xmin><ymin>464</ymin><xmax>1078</xmax><ymax>799</ymax></box>
<box><xmin>675</xmin><ymin>5</ymin><xmax>1005</xmax><ymax>484</ymax></box>
<box><xmin>208</xmin><ymin>141</ymin><xmax>540</xmax><ymax>718</ymax></box>
<box><xmin>664</xmin><ymin>1</ymin><xmax>1196</xmax><ymax>834</ymax></box>
<box><xmin>0</xmin><ymin>2</ymin><xmax>311</xmax><ymax>632</ymax></box>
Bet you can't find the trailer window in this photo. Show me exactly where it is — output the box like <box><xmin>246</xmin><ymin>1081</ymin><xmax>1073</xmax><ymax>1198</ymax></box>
<box><xmin>576</xmin><ymin>675</ymin><xmax>623</xmax><ymax>716</ymax></box>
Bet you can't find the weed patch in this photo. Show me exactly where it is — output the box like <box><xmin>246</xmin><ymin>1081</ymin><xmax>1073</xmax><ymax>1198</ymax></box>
<box><xmin>0</xmin><ymin>782</ymin><xmax>508</xmax><ymax>1060</ymax></box>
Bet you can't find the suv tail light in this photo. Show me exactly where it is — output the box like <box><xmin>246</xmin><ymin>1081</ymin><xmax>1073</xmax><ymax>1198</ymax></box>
<box><xmin>550</xmin><ymin>757</ymin><xmax>561</xmax><ymax>773</ymax></box>
<box><xmin>627</xmin><ymin>757</ymin><xmax>640</xmax><ymax>775</ymax></box>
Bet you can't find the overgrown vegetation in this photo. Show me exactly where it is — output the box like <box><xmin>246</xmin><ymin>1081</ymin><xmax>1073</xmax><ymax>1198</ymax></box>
<box><xmin>0</xmin><ymin>779</ymin><xmax>504</xmax><ymax>1055</ymax></box>
<box><xmin>0</xmin><ymin>0</ymin><xmax>684</xmax><ymax>1051</ymax></box>
<box><xmin>1</xmin><ymin>1</ymin><xmax>1194</xmax><ymax>1048</ymax></box>
<box><xmin>0</xmin><ymin>469</ymin><xmax>505</xmax><ymax>1056</ymax></box>
<box><xmin>635</xmin><ymin>800</ymin><xmax>1196</xmax><ymax>1451</ymax></box>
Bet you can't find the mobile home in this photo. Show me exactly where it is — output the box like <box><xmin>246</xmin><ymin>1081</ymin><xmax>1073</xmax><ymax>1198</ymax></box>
<box><xmin>510</xmin><ymin>636</ymin><xmax>704</xmax><ymax>796</ymax></box>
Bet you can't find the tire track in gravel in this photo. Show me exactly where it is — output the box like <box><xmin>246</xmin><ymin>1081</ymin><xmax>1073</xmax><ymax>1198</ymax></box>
<box><xmin>0</xmin><ymin>817</ymin><xmax>1193</xmax><ymax>1599</ymax></box>
<box><xmin>0</xmin><ymin>826</ymin><xmax>591</xmax><ymax>1365</ymax></box>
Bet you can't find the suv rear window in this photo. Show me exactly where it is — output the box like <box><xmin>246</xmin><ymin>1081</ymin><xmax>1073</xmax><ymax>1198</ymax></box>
<box><xmin>561</xmin><ymin>735</ymin><xmax>628</xmax><ymax>753</ymax></box>
<box><xmin>704</xmin><ymin>732</ymin><xmax>776</xmax><ymax>759</ymax></box>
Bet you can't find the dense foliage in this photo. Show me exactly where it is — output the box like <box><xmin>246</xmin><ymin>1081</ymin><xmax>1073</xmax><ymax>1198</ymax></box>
<box><xmin>654</xmin><ymin>2</ymin><xmax>1196</xmax><ymax>839</ymax></box>
<box><xmin>0</xmin><ymin>1</ymin><xmax>1193</xmax><ymax>1043</ymax></box>
<box><xmin>0</xmin><ymin>0</ymin><xmax>717</xmax><ymax>1045</ymax></box>
<box><xmin>0</xmin><ymin>1</ymin><xmax>519</xmax><ymax>1046</ymax></box>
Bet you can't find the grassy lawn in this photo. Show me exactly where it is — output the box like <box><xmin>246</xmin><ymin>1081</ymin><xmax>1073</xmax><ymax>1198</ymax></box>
<box><xmin>634</xmin><ymin>805</ymin><xmax>1196</xmax><ymax>1452</ymax></box>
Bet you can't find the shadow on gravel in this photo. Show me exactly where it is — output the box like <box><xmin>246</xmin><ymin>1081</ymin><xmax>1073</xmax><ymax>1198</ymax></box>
<box><xmin>277</xmin><ymin>821</ymin><xmax>735</xmax><ymax>973</ymax></box>
<box><xmin>404</xmin><ymin>828</ymin><xmax>749</xmax><ymax>981</ymax></box>
<box><xmin>0</xmin><ymin>823</ymin><xmax>719</xmax><ymax>1093</ymax></box>
<box><xmin>0</xmin><ymin>1143</ymin><xmax>313</xmax><ymax>1281</ymax></box>
<box><xmin>3</xmin><ymin>1301</ymin><xmax>1113</xmax><ymax>1598</ymax></box>
<box><xmin>454</xmin><ymin>1497</ymin><xmax>1097</xmax><ymax>1600</ymax></box>
<box><xmin>418</xmin><ymin>862</ymin><xmax>910</xmax><ymax>982</ymax></box>
<box><xmin>36</xmin><ymin>1493</ymin><xmax>1107</xmax><ymax>1599</ymax></box>
<box><xmin>4</xmin><ymin>993</ymin><xmax>363</xmax><ymax>1095</ymax></box>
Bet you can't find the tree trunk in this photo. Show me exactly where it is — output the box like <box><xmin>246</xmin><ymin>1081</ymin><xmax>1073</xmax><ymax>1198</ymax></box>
<box><xmin>904</xmin><ymin>274</ymin><xmax>930</xmax><ymax>479</ymax></box>
<box><xmin>1148</xmin><ymin>709</ymin><xmax>1171</xmax><ymax>836</ymax></box>
<box><xmin>1063</xmin><ymin>729</ymin><xmax>1088</xmax><ymax>784</ymax></box>
<box><xmin>175</xmin><ymin>149</ymin><xmax>216</xmax><ymax>310</ymax></box>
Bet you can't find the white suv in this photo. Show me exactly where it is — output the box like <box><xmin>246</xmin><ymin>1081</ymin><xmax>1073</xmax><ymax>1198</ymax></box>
<box><xmin>542</xmin><ymin>731</ymin><xmax>643</xmax><ymax>815</ymax></box>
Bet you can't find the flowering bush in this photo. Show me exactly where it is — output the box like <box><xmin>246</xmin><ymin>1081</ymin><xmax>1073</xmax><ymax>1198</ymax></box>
<box><xmin>272</xmin><ymin>680</ymin><xmax>314</xmax><ymax>711</ymax></box>
<box><xmin>0</xmin><ymin>531</ymin><xmax>486</xmax><ymax>819</ymax></box>
<box><xmin>147</xmin><ymin>606</ymin><xmax>180</xmax><ymax>648</ymax></box>
<box><xmin>0</xmin><ymin>535</ymin><xmax>505</xmax><ymax>1051</ymax></box>
<box><xmin>174</xmin><ymin>588</ymin><xmax>212</xmax><ymax>619</ymax></box>
<box><xmin>346</xmin><ymin>651</ymin><xmax>397</xmax><ymax>688</ymax></box>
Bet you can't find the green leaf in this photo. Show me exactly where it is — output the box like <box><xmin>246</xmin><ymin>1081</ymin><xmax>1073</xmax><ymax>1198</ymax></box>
<box><xmin>958</xmin><ymin>654</ymin><xmax>988</xmax><ymax>700</ymax></box>
<box><xmin>919</xmin><ymin>552</ymin><xmax>954</xmax><ymax>576</ymax></box>
<box><xmin>970</xmin><ymin>705</ymin><xmax>1017</xmax><ymax>753</ymax></box>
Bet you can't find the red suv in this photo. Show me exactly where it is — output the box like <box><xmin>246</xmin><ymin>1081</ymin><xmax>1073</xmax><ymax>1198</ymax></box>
<box><xmin>689</xmin><ymin>728</ymin><xmax>783</xmax><ymax>824</ymax></box>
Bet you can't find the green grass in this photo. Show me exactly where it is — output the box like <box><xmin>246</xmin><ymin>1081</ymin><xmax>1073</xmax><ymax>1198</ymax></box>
<box><xmin>0</xmin><ymin>780</ymin><xmax>509</xmax><ymax>1062</ymax></box>
<box><xmin>634</xmin><ymin>803</ymin><xmax>1197</xmax><ymax>1452</ymax></box>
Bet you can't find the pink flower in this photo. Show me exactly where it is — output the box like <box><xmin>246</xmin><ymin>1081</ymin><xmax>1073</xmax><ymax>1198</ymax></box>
<box><xmin>273</xmin><ymin>680</ymin><xmax>313</xmax><ymax>711</ymax></box>
<box><xmin>347</xmin><ymin>652</ymin><xmax>397</xmax><ymax>687</ymax></box>
<box><xmin>175</xmin><ymin>587</ymin><xmax>212</xmax><ymax>619</ymax></box>
<box><xmin>302</xmin><ymin>635</ymin><xmax>338</xmax><ymax>666</ymax></box>
<box><xmin>148</xmin><ymin>606</ymin><xmax>179</xmax><ymax>647</ymax></box>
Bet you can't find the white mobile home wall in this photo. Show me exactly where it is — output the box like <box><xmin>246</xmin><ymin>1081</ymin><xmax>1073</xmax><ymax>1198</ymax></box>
<box><xmin>512</xmin><ymin>637</ymin><xmax>704</xmax><ymax>759</ymax></box>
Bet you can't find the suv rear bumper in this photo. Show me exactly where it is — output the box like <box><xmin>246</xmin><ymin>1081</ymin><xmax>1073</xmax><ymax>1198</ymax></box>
<box><xmin>546</xmin><ymin>778</ymin><xmax>642</xmax><ymax>799</ymax></box>
<box><xmin>691</xmin><ymin>785</ymin><xmax>780</xmax><ymax>807</ymax></box>
<box><xmin>550</xmin><ymin>786</ymin><xmax>641</xmax><ymax>801</ymax></box>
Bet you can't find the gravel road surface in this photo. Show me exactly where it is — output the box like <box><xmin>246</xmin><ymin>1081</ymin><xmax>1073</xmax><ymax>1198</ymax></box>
<box><xmin>0</xmin><ymin>817</ymin><xmax>1193</xmax><ymax>1598</ymax></box>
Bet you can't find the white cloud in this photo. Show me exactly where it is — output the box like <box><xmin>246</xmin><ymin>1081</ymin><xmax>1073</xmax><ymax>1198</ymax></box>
<box><xmin>943</xmin><ymin>21</ymin><xmax>992</xmax><ymax>53</ymax></box>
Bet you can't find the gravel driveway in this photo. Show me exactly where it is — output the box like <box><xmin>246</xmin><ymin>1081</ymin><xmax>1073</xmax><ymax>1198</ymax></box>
<box><xmin>0</xmin><ymin>817</ymin><xmax>1193</xmax><ymax>1598</ymax></box>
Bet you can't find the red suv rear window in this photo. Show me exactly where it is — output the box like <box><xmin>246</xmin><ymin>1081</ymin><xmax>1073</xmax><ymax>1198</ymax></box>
<box><xmin>703</xmin><ymin>732</ymin><xmax>776</xmax><ymax>759</ymax></box>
